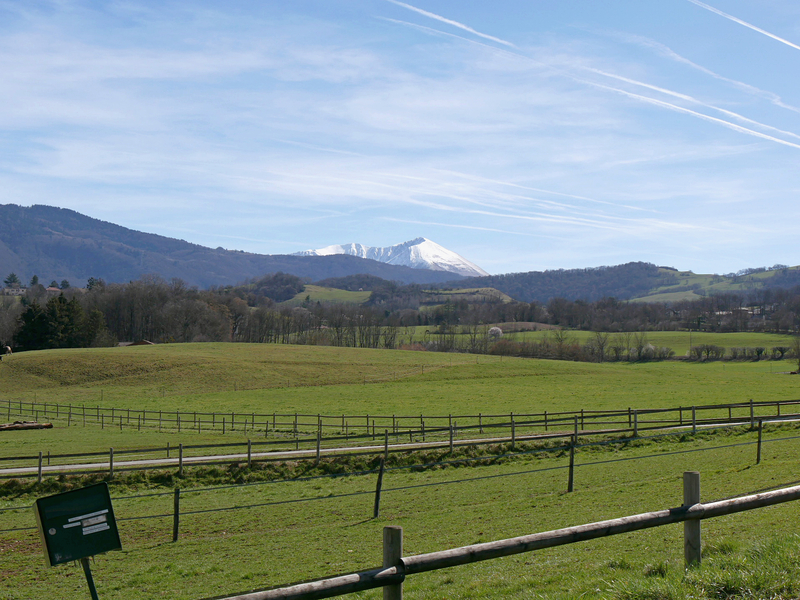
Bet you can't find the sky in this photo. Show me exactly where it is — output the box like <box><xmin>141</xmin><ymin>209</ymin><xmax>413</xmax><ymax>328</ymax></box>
<box><xmin>2</xmin><ymin>1</ymin><xmax>800</xmax><ymax>276</ymax></box>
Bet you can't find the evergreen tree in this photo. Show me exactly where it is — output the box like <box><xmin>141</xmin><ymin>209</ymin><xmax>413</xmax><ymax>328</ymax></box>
<box><xmin>4</xmin><ymin>273</ymin><xmax>21</xmax><ymax>288</ymax></box>
<box><xmin>14</xmin><ymin>302</ymin><xmax>50</xmax><ymax>350</ymax></box>
<box><xmin>13</xmin><ymin>294</ymin><xmax>110</xmax><ymax>350</ymax></box>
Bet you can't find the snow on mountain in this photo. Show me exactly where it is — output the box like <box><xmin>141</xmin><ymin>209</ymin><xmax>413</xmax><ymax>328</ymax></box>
<box><xmin>294</xmin><ymin>237</ymin><xmax>490</xmax><ymax>278</ymax></box>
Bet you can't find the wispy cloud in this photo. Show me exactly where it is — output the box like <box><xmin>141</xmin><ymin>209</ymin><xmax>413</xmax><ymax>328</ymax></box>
<box><xmin>580</xmin><ymin>65</ymin><xmax>800</xmax><ymax>142</ymax></box>
<box><xmin>384</xmin><ymin>15</ymin><xmax>800</xmax><ymax>151</ymax></box>
<box><xmin>618</xmin><ymin>33</ymin><xmax>800</xmax><ymax>114</ymax></box>
<box><xmin>385</xmin><ymin>0</ymin><xmax>517</xmax><ymax>48</ymax></box>
<box><xmin>686</xmin><ymin>0</ymin><xmax>800</xmax><ymax>52</ymax></box>
<box><xmin>383</xmin><ymin>217</ymin><xmax>533</xmax><ymax>236</ymax></box>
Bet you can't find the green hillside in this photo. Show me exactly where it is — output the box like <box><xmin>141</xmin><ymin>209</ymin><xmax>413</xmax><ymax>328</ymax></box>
<box><xmin>631</xmin><ymin>266</ymin><xmax>800</xmax><ymax>302</ymax></box>
<box><xmin>280</xmin><ymin>284</ymin><xmax>372</xmax><ymax>306</ymax></box>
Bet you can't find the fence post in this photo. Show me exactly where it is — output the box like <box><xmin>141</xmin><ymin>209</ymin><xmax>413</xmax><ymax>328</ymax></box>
<box><xmin>178</xmin><ymin>444</ymin><xmax>184</xmax><ymax>478</ymax></box>
<box><xmin>373</xmin><ymin>457</ymin><xmax>386</xmax><ymax>518</ymax></box>
<box><xmin>384</xmin><ymin>430</ymin><xmax>389</xmax><ymax>460</ymax></box>
<box><xmin>315</xmin><ymin>430</ymin><xmax>321</xmax><ymax>466</ymax></box>
<box><xmin>421</xmin><ymin>419</ymin><xmax>425</xmax><ymax>442</ymax></box>
<box><xmin>38</xmin><ymin>451</ymin><xmax>43</xmax><ymax>484</ymax></box>
<box><xmin>172</xmin><ymin>488</ymin><xmax>181</xmax><ymax>542</ymax></box>
<box><xmin>683</xmin><ymin>471</ymin><xmax>701</xmax><ymax>566</ymax></box>
<box><xmin>756</xmin><ymin>419</ymin><xmax>763</xmax><ymax>464</ymax></box>
<box><xmin>167</xmin><ymin>442</ymin><xmax>170</xmax><ymax>458</ymax></box>
<box><xmin>544</xmin><ymin>410</ymin><xmax>548</xmax><ymax>432</ymax></box>
<box><xmin>248</xmin><ymin>439</ymin><xmax>252</xmax><ymax>468</ymax></box>
<box><xmin>750</xmin><ymin>399</ymin><xmax>755</xmax><ymax>429</ymax></box>
<box><xmin>383</xmin><ymin>526</ymin><xmax>404</xmax><ymax>600</ymax></box>
<box><xmin>479</xmin><ymin>413</ymin><xmax>483</xmax><ymax>434</ymax></box>
<box><xmin>109</xmin><ymin>448</ymin><xmax>114</xmax><ymax>478</ymax></box>
<box><xmin>692</xmin><ymin>406</ymin><xmax>697</xmax><ymax>435</ymax></box>
<box><xmin>568</xmin><ymin>418</ymin><xmax>577</xmax><ymax>493</ymax></box>
<box><xmin>633</xmin><ymin>411</ymin><xmax>638</xmax><ymax>437</ymax></box>
<box><xmin>449</xmin><ymin>424</ymin><xmax>454</xmax><ymax>453</ymax></box>
<box><xmin>511</xmin><ymin>416</ymin><xmax>516</xmax><ymax>449</ymax></box>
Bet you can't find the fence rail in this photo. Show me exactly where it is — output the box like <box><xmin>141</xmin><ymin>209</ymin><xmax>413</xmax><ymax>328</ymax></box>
<box><xmin>4</xmin><ymin>425</ymin><xmax>798</xmax><ymax>540</ymax></box>
<box><xmin>215</xmin><ymin>473</ymin><xmax>800</xmax><ymax>600</ymax></box>
<box><xmin>3</xmin><ymin>398</ymin><xmax>800</xmax><ymax>440</ymax></box>
<box><xmin>3</xmin><ymin>397</ymin><xmax>800</xmax><ymax>480</ymax></box>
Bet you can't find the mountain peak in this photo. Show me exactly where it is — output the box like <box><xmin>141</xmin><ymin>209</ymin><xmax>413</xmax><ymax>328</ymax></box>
<box><xmin>295</xmin><ymin>238</ymin><xmax>489</xmax><ymax>278</ymax></box>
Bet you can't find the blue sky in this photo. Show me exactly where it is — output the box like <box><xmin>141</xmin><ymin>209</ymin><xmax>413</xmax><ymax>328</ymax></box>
<box><xmin>2</xmin><ymin>1</ymin><xmax>800</xmax><ymax>276</ymax></box>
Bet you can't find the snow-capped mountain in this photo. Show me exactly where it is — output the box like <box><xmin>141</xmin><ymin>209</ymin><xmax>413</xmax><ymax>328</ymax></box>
<box><xmin>294</xmin><ymin>237</ymin><xmax>489</xmax><ymax>278</ymax></box>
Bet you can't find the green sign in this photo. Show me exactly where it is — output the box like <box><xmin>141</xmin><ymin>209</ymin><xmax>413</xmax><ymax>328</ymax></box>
<box><xmin>34</xmin><ymin>483</ymin><xmax>122</xmax><ymax>566</ymax></box>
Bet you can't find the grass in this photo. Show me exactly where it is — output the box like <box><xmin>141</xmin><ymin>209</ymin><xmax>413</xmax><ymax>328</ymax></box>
<box><xmin>2</xmin><ymin>343</ymin><xmax>800</xmax><ymax>458</ymax></box>
<box><xmin>3</xmin><ymin>423</ymin><xmax>800</xmax><ymax>598</ymax></box>
<box><xmin>281</xmin><ymin>285</ymin><xmax>372</xmax><ymax>306</ymax></box>
<box><xmin>3</xmin><ymin>343</ymin><xmax>800</xmax><ymax>598</ymax></box>
<box><xmin>497</xmin><ymin>329</ymin><xmax>797</xmax><ymax>356</ymax></box>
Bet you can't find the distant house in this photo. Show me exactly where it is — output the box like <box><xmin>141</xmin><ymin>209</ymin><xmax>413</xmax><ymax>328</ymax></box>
<box><xmin>118</xmin><ymin>340</ymin><xmax>155</xmax><ymax>347</ymax></box>
<box><xmin>2</xmin><ymin>287</ymin><xmax>26</xmax><ymax>296</ymax></box>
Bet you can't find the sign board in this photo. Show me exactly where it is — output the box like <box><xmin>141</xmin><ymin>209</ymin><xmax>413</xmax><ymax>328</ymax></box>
<box><xmin>34</xmin><ymin>483</ymin><xmax>122</xmax><ymax>566</ymax></box>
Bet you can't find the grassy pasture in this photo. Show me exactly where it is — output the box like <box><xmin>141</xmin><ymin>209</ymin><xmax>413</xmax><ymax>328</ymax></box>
<box><xmin>1</xmin><ymin>343</ymin><xmax>799</xmax><ymax>458</ymax></box>
<box><xmin>281</xmin><ymin>285</ymin><xmax>372</xmax><ymax>306</ymax></box>
<box><xmin>493</xmin><ymin>329</ymin><xmax>796</xmax><ymax>357</ymax></box>
<box><xmin>2</xmin><ymin>424</ymin><xmax>800</xmax><ymax>599</ymax></box>
<box><xmin>405</xmin><ymin>326</ymin><xmax>796</xmax><ymax>356</ymax></box>
<box><xmin>4</xmin><ymin>343</ymin><xmax>800</xmax><ymax>599</ymax></box>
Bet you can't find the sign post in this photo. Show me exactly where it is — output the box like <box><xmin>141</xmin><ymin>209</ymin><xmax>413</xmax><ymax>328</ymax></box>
<box><xmin>34</xmin><ymin>483</ymin><xmax>122</xmax><ymax>599</ymax></box>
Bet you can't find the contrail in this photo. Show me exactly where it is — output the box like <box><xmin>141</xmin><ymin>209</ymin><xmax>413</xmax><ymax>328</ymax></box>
<box><xmin>386</xmin><ymin>0</ymin><xmax>517</xmax><ymax>48</ymax></box>
<box><xmin>382</xmin><ymin>13</ymin><xmax>800</xmax><ymax>150</ymax></box>
<box><xmin>584</xmin><ymin>66</ymin><xmax>800</xmax><ymax>142</ymax></box>
<box><xmin>593</xmin><ymin>81</ymin><xmax>800</xmax><ymax>151</ymax></box>
<box><xmin>686</xmin><ymin>0</ymin><xmax>800</xmax><ymax>52</ymax></box>
<box><xmin>618</xmin><ymin>33</ymin><xmax>800</xmax><ymax>114</ymax></box>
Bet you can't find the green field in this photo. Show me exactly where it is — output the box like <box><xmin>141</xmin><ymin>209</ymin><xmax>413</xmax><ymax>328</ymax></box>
<box><xmin>497</xmin><ymin>330</ymin><xmax>797</xmax><ymax>356</ymax></box>
<box><xmin>1</xmin><ymin>343</ymin><xmax>799</xmax><ymax>458</ymax></box>
<box><xmin>3</xmin><ymin>343</ymin><xmax>800</xmax><ymax>599</ymax></box>
<box><xmin>281</xmin><ymin>285</ymin><xmax>372</xmax><ymax>306</ymax></box>
<box><xmin>630</xmin><ymin>266</ymin><xmax>800</xmax><ymax>301</ymax></box>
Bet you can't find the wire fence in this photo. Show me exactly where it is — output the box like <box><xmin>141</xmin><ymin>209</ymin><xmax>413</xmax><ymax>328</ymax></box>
<box><xmin>3</xmin><ymin>397</ymin><xmax>800</xmax><ymax>478</ymax></box>
<box><xmin>3</xmin><ymin>397</ymin><xmax>799</xmax><ymax>441</ymax></box>
<box><xmin>2</xmin><ymin>422</ymin><xmax>797</xmax><ymax>537</ymax></box>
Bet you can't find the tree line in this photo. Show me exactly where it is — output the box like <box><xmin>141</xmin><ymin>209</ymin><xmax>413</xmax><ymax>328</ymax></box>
<box><xmin>2</xmin><ymin>272</ymin><xmax>800</xmax><ymax>364</ymax></box>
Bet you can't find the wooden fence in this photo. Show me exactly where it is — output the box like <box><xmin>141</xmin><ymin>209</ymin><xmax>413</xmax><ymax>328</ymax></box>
<box><xmin>213</xmin><ymin>472</ymin><xmax>800</xmax><ymax>600</ymax></box>
<box><xmin>3</xmin><ymin>397</ymin><xmax>800</xmax><ymax>441</ymax></box>
<box><xmin>2</xmin><ymin>398</ymin><xmax>799</xmax><ymax>480</ymax></box>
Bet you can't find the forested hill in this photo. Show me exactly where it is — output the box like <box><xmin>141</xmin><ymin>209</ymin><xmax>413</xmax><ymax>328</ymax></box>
<box><xmin>0</xmin><ymin>204</ymin><xmax>460</xmax><ymax>288</ymax></box>
<box><xmin>450</xmin><ymin>262</ymin><xmax>679</xmax><ymax>303</ymax></box>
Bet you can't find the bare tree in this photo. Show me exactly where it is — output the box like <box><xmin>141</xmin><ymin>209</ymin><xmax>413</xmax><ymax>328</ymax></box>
<box><xmin>792</xmin><ymin>336</ymin><xmax>800</xmax><ymax>373</ymax></box>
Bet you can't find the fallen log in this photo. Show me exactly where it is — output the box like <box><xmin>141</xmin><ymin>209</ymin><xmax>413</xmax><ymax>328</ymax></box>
<box><xmin>0</xmin><ymin>421</ymin><xmax>53</xmax><ymax>431</ymax></box>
